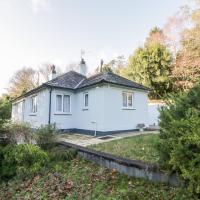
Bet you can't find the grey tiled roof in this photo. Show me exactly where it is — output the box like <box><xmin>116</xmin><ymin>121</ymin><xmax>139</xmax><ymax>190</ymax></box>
<box><xmin>14</xmin><ymin>71</ymin><xmax>149</xmax><ymax>101</ymax></box>
<box><xmin>76</xmin><ymin>72</ymin><xmax>150</xmax><ymax>90</ymax></box>
<box><xmin>44</xmin><ymin>71</ymin><xmax>86</xmax><ymax>89</ymax></box>
<box><xmin>45</xmin><ymin>71</ymin><xmax>149</xmax><ymax>91</ymax></box>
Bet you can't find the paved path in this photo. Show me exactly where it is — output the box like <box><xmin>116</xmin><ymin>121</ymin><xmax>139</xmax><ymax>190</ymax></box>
<box><xmin>59</xmin><ymin>131</ymin><xmax>158</xmax><ymax>147</ymax></box>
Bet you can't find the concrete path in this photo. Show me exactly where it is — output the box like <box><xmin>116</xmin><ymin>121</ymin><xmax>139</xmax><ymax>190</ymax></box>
<box><xmin>58</xmin><ymin>130</ymin><xmax>158</xmax><ymax>147</ymax></box>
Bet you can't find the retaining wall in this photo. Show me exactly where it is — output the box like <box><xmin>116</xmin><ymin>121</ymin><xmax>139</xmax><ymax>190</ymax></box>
<box><xmin>58</xmin><ymin>141</ymin><xmax>180</xmax><ymax>187</ymax></box>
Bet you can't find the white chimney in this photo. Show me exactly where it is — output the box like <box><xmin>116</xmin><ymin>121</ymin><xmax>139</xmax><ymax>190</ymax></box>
<box><xmin>49</xmin><ymin>65</ymin><xmax>57</xmax><ymax>80</ymax></box>
<box><xmin>80</xmin><ymin>58</ymin><xmax>87</xmax><ymax>76</ymax></box>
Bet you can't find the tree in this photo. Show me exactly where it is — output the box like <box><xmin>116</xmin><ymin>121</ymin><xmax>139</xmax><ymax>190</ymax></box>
<box><xmin>39</xmin><ymin>63</ymin><xmax>62</xmax><ymax>83</ymax></box>
<box><xmin>8</xmin><ymin>67</ymin><xmax>39</xmax><ymax>98</ymax></box>
<box><xmin>95</xmin><ymin>55</ymin><xmax>127</xmax><ymax>74</ymax></box>
<box><xmin>157</xmin><ymin>81</ymin><xmax>200</xmax><ymax>194</ymax></box>
<box><xmin>172</xmin><ymin>19</ymin><xmax>200</xmax><ymax>90</ymax></box>
<box><xmin>124</xmin><ymin>43</ymin><xmax>172</xmax><ymax>99</ymax></box>
<box><xmin>145</xmin><ymin>27</ymin><xmax>166</xmax><ymax>47</ymax></box>
<box><xmin>0</xmin><ymin>95</ymin><xmax>11</xmax><ymax>128</ymax></box>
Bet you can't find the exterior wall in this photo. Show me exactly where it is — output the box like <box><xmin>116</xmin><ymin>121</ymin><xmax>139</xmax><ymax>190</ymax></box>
<box><xmin>50</xmin><ymin>89</ymin><xmax>75</xmax><ymax>129</ymax></box>
<box><xmin>74</xmin><ymin>86</ymin><xmax>105</xmax><ymax>132</ymax></box>
<box><xmin>12</xmin><ymin>100</ymin><xmax>24</xmax><ymax>121</ymax></box>
<box><xmin>12</xmin><ymin>89</ymin><xmax>50</xmax><ymax>128</ymax></box>
<box><xmin>147</xmin><ymin>102</ymin><xmax>166</xmax><ymax>126</ymax></box>
<box><xmin>12</xmin><ymin>85</ymin><xmax>149</xmax><ymax>133</ymax></box>
<box><xmin>103</xmin><ymin>85</ymin><xmax>148</xmax><ymax>132</ymax></box>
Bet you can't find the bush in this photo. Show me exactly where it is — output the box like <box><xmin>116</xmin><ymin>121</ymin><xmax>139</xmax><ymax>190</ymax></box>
<box><xmin>1</xmin><ymin>144</ymin><xmax>49</xmax><ymax>179</ymax></box>
<box><xmin>2</xmin><ymin>121</ymin><xmax>34</xmax><ymax>145</ymax></box>
<box><xmin>35</xmin><ymin>124</ymin><xmax>57</xmax><ymax>150</ymax></box>
<box><xmin>48</xmin><ymin>146</ymin><xmax>77</xmax><ymax>162</ymax></box>
<box><xmin>157</xmin><ymin>81</ymin><xmax>200</xmax><ymax>194</ymax></box>
<box><xmin>0</xmin><ymin>96</ymin><xmax>11</xmax><ymax>130</ymax></box>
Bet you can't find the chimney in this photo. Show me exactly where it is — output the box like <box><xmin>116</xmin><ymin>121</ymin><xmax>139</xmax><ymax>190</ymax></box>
<box><xmin>80</xmin><ymin>58</ymin><xmax>87</xmax><ymax>76</ymax></box>
<box><xmin>49</xmin><ymin>65</ymin><xmax>57</xmax><ymax>80</ymax></box>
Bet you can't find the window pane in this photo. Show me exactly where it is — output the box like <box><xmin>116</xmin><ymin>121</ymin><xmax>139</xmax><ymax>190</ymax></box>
<box><xmin>34</xmin><ymin>96</ymin><xmax>37</xmax><ymax>113</ymax></box>
<box><xmin>56</xmin><ymin>95</ymin><xmax>62</xmax><ymax>112</ymax></box>
<box><xmin>31</xmin><ymin>96</ymin><xmax>37</xmax><ymax>113</ymax></box>
<box><xmin>122</xmin><ymin>93</ymin><xmax>127</xmax><ymax>107</ymax></box>
<box><xmin>63</xmin><ymin>95</ymin><xmax>70</xmax><ymax>112</ymax></box>
<box><xmin>128</xmin><ymin>93</ymin><xmax>133</xmax><ymax>107</ymax></box>
<box><xmin>85</xmin><ymin>93</ymin><xmax>88</xmax><ymax>107</ymax></box>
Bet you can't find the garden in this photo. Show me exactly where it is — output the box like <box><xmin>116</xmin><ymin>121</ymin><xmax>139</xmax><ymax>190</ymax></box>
<box><xmin>0</xmin><ymin>122</ymin><xmax>196</xmax><ymax>200</ymax></box>
<box><xmin>1</xmin><ymin>80</ymin><xmax>200</xmax><ymax>199</ymax></box>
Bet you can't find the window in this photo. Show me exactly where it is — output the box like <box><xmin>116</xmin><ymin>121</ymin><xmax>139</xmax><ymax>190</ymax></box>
<box><xmin>55</xmin><ymin>94</ymin><xmax>71</xmax><ymax>113</ymax></box>
<box><xmin>122</xmin><ymin>92</ymin><xmax>133</xmax><ymax>109</ymax></box>
<box><xmin>30</xmin><ymin>96</ymin><xmax>37</xmax><ymax>114</ymax></box>
<box><xmin>83</xmin><ymin>93</ymin><xmax>89</xmax><ymax>109</ymax></box>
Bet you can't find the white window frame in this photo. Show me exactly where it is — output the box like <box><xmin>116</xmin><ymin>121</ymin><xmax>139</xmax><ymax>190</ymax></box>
<box><xmin>83</xmin><ymin>92</ymin><xmax>89</xmax><ymax>109</ymax></box>
<box><xmin>122</xmin><ymin>92</ymin><xmax>134</xmax><ymax>109</ymax></box>
<box><xmin>55</xmin><ymin>94</ymin><xmax>71</xmax><ymax>114</ymax></box>
<box><xmin>30</xmin><ymin>95</ymin><xmax>37</xmax><ymax>115</ymax></box>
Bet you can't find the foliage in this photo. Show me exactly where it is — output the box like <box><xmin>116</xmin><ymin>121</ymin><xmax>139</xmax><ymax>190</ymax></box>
<box><xmin>145</xmin><ymin>26</ymin><xmax>166</xmax><ymax>47</ymax></box>
<box><xmin>0</xmin><ymin>96</ymin><xmax>11</xmax><ymax>129</ymax></box>
<box><xmin>0</xmin><ymin>158</ymin><xmax>197</xmax><ymax>200</ymax></box>
<box><xmin>47</xmin><ymin>146</ymin><xmax>77</xmax><ymax>162</ymax></box>
<box><xmin>124</xmin><ymin>43</ymin><xmax>172</xmax><ymax>99</ymax></box>
<box><xmin>8</xmin><ymin>67</ymin><xmax>40</xmax><ymax>98</ymax></box>
<box><xmin>1</xmin><ymin>144</ymin><xmax>49</xmax><ymax>179</ymax></box>
<box><xmin>35</xmin><ymin>124</ymin><xmax>58</xmax><ymax>150</ymax></box>
<box><xmin>170</xmin><ymin>2</ymin><xmax>200</xmax><ymax>91</ymax></box>
<box><xmin>95</xmin><ymin>55</ymin><xmax>127</xmax><ymax>75</ymax></box>
<box><xmin>90</xmin><ymin>134</ymin><xmax>160</xmax><ymax>164</ymax></box>
<box><xmin>157</xmin><ymin>81</ymin><xmax>200</xmax><ymax>194</ymax></box>
<box><xmin>2</xmin><ymin>121</ymin><xmax>34</xmax><ymax>145</ymax></box>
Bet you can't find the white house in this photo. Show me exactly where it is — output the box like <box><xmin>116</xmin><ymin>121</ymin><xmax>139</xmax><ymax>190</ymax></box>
<box><xmin>12</xmin><ymin>61</ymin><xmax>150</xmax><ymax>136</ymax></box>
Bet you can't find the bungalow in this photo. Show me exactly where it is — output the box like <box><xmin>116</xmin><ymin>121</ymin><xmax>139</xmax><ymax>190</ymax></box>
<box><xmin>12</xmin><ymin>60</ymin><xmax>150</xmax><ymax>136</ymax></box>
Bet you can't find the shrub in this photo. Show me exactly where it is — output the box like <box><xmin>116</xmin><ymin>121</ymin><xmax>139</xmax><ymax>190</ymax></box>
<box><xmin>48</xmin><ymin>146</ymin><xmax>77</xmax><ymax>162</ymax></box>
<box><xmin>35</xmin><ymin>124</ymin><xmax>57</xmax><ymax>150</ymax></box>
<box><xmin>1</xmin><ymin>144</ymin><xmax>49</xmax><ymax>179</ymax></box>
<box><xmin>157</xmin><ymin>81</ymin><xmax>200</xmax><ymax>194</ymax></box>
<box><xmin>2</xmin><ymin>121</ymin><xmax>34</xmax><ymax>145</ymax></box>
<box><xmin>0</xmin><ymin>96</ymin><xmax>11</xmax><ymax>130</ymax></box>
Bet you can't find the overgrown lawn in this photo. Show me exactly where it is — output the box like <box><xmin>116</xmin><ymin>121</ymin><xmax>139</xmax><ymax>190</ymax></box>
<box><xmin>0</xmin><ymin>158</ymin><xmax>196</xmax><ymax>200</ymax></box>
<box><xmin>90</xmin><ymin>133</ymin><xmax>160</xmax><ymax>164</ymax></box>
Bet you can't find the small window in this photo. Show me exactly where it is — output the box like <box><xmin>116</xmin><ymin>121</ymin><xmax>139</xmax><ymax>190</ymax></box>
<box><xmin>83</xmin><ymin>93</ymin><xmax>89</xmax><ymax>109</ymax></box>
<box><xmin>63</xmin><ymin>95</ymin><xmax>70</xmax><ymax>113</ymax></box>
<box><xmin>56</xmin><ymin>95</ymin><xmax>62</xmax><ymax>112</ymax></box>
<box><xmin>30</xmin><ymin>96</ymin><xmax>37</xmax><ymax>113</ymax></box>
<box><xmin>122</xmin><ymin>92</ymin><xmax>133</xmax><ymax>109</ymax></box>
<box><xmin>56</xmin><ymin>94</ymin><xmax>71</xmax><ymax>113</ymax></box>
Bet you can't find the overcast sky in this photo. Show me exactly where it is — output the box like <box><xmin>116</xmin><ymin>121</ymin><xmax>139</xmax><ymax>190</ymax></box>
<box><xmin>0</xmin><ymin>0</ymin><xmax>189</xmax><ymax>95</ymax></box>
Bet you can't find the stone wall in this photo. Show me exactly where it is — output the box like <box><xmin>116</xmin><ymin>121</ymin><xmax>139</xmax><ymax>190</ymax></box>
<box><xmin>58</xmin><ymin>141</ymin><xmax>180</xmax><ymax>187</ymax></box>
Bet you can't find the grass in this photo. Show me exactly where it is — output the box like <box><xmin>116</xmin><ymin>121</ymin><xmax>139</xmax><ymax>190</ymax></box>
<box><xmin>0</xmin><ymin>158</ymin><xmax>197</xmax><ymax>200</ymax></box>
<box><xmin>90</xmin><ymin>133</ymin><xmax>160</xmax><ymax>164</ymax></box>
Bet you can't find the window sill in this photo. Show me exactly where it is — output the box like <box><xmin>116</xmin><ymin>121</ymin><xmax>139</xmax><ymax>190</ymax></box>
<box><xmin>54</xmin><ymin>112</ymin><xmax>72</xmax><ymax>115</ymax></box>
<box><xmin>122</xmin><ymin>108</ymin><xmax>136</xmax><ymax>110</ymax></box>
<box><xmin>82</xmin><ymin>108</ymin><xmax>89</xmax><ymax>111</ymax></box>
<box><xmin>29</xmin><ymin>113</ymin><xmax>37</xmax><ymax>116</ymax></box>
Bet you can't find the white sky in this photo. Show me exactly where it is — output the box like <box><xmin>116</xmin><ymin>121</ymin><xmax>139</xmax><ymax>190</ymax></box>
<box><xmin>0</xmin><ymin>0</ymin><xmax>189</xmax><ymax>95</ymax></box>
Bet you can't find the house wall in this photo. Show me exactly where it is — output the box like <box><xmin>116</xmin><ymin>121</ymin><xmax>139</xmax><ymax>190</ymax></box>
<box><xmin>12</xmin><ymin>89</ymin><xmax>50</xmax><ymax>127</ymax></box>
<box><xmin>74</xmin><ymin>86</ymin><xmax>105</xmax><ymax>132</ymax></box>
<box><xmin>147</xmin><ymin>102</ymin><xmax>166</xmax><ymax>126</ymax></box>
<box><xmin>12</xmin><ymin>100</ymin><xmax>24</xmax><ymax>121</ymax></box>
<box><xmin>102</xmin><ymin>85</ymin><xmax>148</xmax><ymax>132</ymax></box>
<box><xmin>50</xmin><ymin>89</ymin><xmax>75</xmax><ymax>129</ymax></box>
<box><xmin>12</xmin><ymin>85</ymin><xmax>149</xmax><ymax>133</ymax></box>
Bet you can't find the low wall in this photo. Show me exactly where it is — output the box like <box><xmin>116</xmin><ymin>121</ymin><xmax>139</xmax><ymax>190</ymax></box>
<box><xmin>58</xmin><ymin>141</ymin><xmax>180</xmax><ymax>187</ymax></box>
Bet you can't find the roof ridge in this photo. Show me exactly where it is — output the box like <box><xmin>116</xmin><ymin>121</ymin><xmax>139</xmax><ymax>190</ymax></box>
<box><xmin>74</xmin><ymin>78</ymin><xmax>86</xmax><ymax>89</ymax></box>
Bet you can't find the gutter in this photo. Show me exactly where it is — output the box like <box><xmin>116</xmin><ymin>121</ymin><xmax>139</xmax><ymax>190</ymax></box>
<box><xmin>48</xmin><ymin>87</ymin><xmax>53</xmax><ymax>124</ymax></box>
